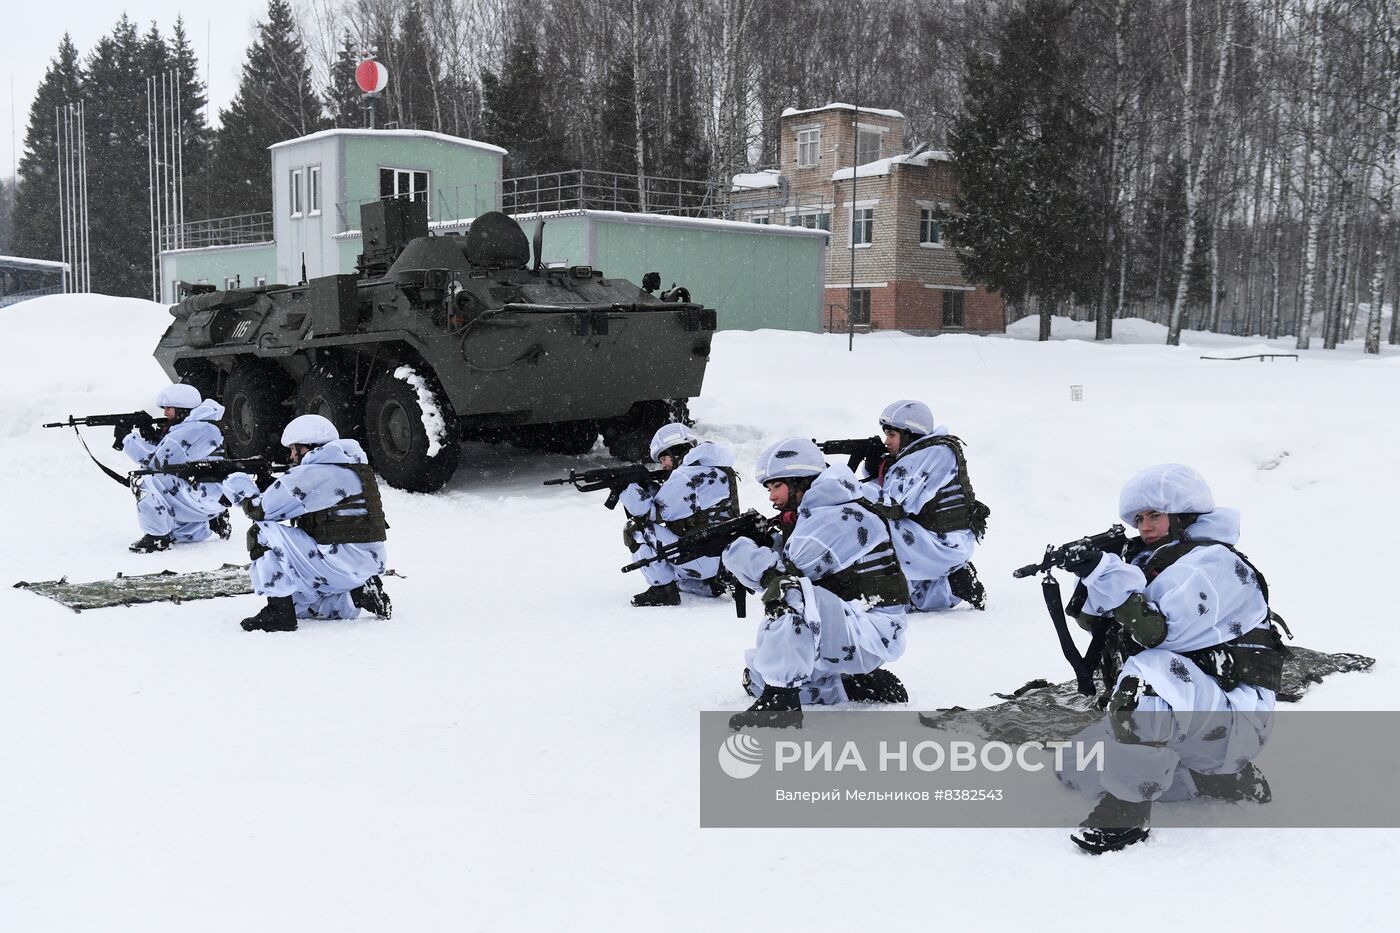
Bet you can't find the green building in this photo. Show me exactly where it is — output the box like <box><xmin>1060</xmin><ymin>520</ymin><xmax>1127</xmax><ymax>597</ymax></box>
<box><xmin>159</xmin><ymin>129</ymin><xmax>826</xmax><ymax>332</ymax></box>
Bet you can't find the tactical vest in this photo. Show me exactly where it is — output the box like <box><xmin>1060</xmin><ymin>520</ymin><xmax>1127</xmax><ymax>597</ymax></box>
<box><xmin>661</xmin><ymin>466</ymin><xmax>740</xmax><ymax>538</ymax></box>
<box><xmin>815</xmin><ymin>538</ymin><xmax>910</xmax><ymax>607</ymax></box>
<box><xmin>1112</xmin><ymin>538</ymin><xmax>1290</xmax><ymax>693</ymax></box>
<box><xmin>293</xmin><ymin>464</ymin><xmax>389</xmax><ymax>545</ymax></box>
<box><xmin>892</xmin><ymin>434</ymin><xmax>990</xmax><ymax>541</ymax></box>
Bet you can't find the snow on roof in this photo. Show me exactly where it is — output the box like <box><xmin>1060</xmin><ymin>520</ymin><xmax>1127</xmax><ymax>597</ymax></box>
<box><xmin>731</xmin><ymin>170</ymin><xmax>782</xmax><ymax>191</ymax></box>
<box><xmin>268</xmin><ymin>128</ymin><xmax>507</xmax><ymax>156</ymax></box>
<box><xmin>0</xmin><ymin>255</ymin><xmax>68</xmax><ymax>271</ymax></box>
<box><xmin>832</xmin><ymin>149</ymin><xmax>950</xmax><ymax>181</ymax></box>
<box><xmin>781</xmin><ymin>103</ymin><xmax>905</xmax><ymax>120</ymax></box>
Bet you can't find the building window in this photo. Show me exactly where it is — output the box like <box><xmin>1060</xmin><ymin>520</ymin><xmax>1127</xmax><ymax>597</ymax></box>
<box><xmin>857</xmin><ymin>127</ymin><xmax>882</xmax><ymax>164</ymax></box>
<box><xmin>289</xmin><ymin>168</ymin><xmax>303</xmax><ymax>217</ymax></box>
<box><xmin>919</xmin><ymin>209</ymin><xmax>942</xmax><ymax>246</ymax></box>
<box><xmin>380</xmin><ymin>167</ymin><xmax>430</xmax><ymax>207</ymax></box>
<box><xmin>788</xmin><ymin>211</ymin><xmax>831</xmax><ymax>231</ymax></box>
<box><xmin>308</xmin><ymin>165</ymin><xmax>322</xmax><ymax>216</ymax></box>
<box><xmin>942</xmin><ymin>290</ymin><xmax>966</xmax><ymax>328</ymax></box>
<box><xmin>850</xmin><ymin>207</ymin><xmax>874</xmax><ymax>247</ymax></box>
<box><xmin>848</xmin><ymin>288</ymin><xmax>871</xmax><ymax>325</ymax></box>
<box><xmin>796</xmin><ymin>128</ymin><xmax>820</xmax><ymax>167</ymax></box>
<box><xmin>752</xmin><ymin>215</ymin><xmax>770</xmax><ymax>225</ymax></box>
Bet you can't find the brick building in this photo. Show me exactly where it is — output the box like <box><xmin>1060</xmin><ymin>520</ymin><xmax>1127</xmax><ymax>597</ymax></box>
<box><xmin>731</xmin><ymin>103</ymin><xmax>1005</xmax><ymax>333</ymax></box>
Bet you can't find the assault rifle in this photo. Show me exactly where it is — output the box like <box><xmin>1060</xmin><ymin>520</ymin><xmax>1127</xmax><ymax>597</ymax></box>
<box><xmin>816</xmin><ymin>436</ymin><xmax>886</xmax><ymax>474</ymax></box>
<box><xmin>621</xmin><ymin>509</ymin><xmax>777</xmax><ymax>617</ymax></box>
<box><xmin>1013</xmin><ymin>525</ymin><xmax>1128</xmax><ymax>578</ymax></box>
<box><xmin>43</xmin><ymin>411</ymin><xmax>167</xmax><ymax>431</ymax></box>
<box><xmin>543</xmin><ymin>463</ymin><xmax>668</xmax><ymax>510</ymax></box>
<box><xmin>1014</xmin><ymin>524</ymin><xmax>1129</xmax><ymax>697</ymax></box>
<box><xmin>130</xmin><ymin>456</ymin><xmax>288</xmax><ymax>488</ymax></box>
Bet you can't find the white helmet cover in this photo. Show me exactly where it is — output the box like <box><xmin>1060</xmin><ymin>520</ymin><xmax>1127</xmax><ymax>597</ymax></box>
<box><xmin>281</xmin><ymin>413</ymin><xmax>340</xmax><ymax>447</ymax></box>
<box><xmin>1118</xmin><ymin>463</ymin><xmax>1215</xmax><ymax>524</ymax></box>
<box><xmin>648</xmin><ymin>422</ymin><xmax>698</xmax><ymax>462</ymax></box>
<box><xmin>156</xmin><ymin>383</ymin><xmax>201</xmax><ymax>410</ymax></box>
<box><xmin>879</xmin><ymin>399</ymin><xmax>934</xmax><ymax>436</ymax></box>
<box><xmin>755</xmin><ymin>437</ymin><xmax>828</xmax><ymax>485</ymax></box>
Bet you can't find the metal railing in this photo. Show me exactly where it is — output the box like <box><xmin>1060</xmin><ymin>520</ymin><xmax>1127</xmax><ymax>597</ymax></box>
<box><xmin>502</xmin><ymin>170</ymin><xmax>723</xmax><ymax>217</ymax></box>
<box><xmin>159</xmin><ymin>212</ymin><xmax>273</xmax><ymax>250</ymax></box>
<box><xmin>0</xmin><ymin>285</ymin><xmax>65</xmax><ymax>308</ymax></box>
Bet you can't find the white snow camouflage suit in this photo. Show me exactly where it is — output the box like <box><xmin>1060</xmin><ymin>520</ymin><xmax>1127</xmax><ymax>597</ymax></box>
<box><xmin>1057</xmin><ymin>509</ymin><xmax>1278</xmax><ymax>803</ymax></box>
<box><xmin>865</xmin><ymin>425</ymin><xmax>977</xmax><ymax>611</ymax></box>
<box><xmin>619</xmin><ymin>440</ymin><xmax>738</xmax><ymax>593</ymax></box>
<box><xmin>723</xmin><ymin>463</ymin><xmax>909</xmax><ymax>705</ymax></box>
<box><xmin>122</xmin><ymin>398</ymin><xmax>228</xmax><ymax>542</ymax></box>
<box><xmin>222</xmin><ymin>439</ymin><xmax>387</xmax><ymax>621</ymax></box>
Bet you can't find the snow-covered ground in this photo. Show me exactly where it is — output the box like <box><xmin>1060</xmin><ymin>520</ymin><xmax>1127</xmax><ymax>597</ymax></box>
<box><xmin>1</xmin><ymin>295</ymin><xmax>1396</xmax><ymax>931</ymax></box>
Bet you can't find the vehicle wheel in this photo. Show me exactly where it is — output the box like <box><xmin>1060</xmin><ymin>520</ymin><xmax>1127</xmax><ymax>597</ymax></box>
<box><xmin>603</xmin><ymin>399</ymin><xmax>686</xmax><ymax>462</ymax></box>
<box><xmin>508</xmin><ymin>420</ymin><xmax>599</xmax><ymax>455</ymax></box>
<box><xmin>295</xmin><ymin>364</ymin><xmax>364</xmax><ymax>440</ymax></box>
<box><xmin>363</xmin><ymin>367</ymin><xmax>461</xmax><ymax>492</ymax></box>
<box><xmin>221</xmin><ymin>362</ymin><xmax>293</xmax><ymax>459</ymax></box>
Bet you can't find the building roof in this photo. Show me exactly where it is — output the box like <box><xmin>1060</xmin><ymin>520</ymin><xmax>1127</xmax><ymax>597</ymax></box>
<box><xmin>731</xmin><ymin>169</ymin><xmax>782</xmax><ymax>191</ymax></box>
<box><xmin>0</xmin><ymin>255</ymin><xmax>69</xmax><ymax>272</ymax></box>
<box><xmin>781</xmin><ymin>103</ymin><xmax>906</xmax><ymax>120</ymax></box>
<box><xmin>267</xmin><ymin>128</ymin><xmax>507</xmax><ymax>156</ymax></box>
<box><xmin>832</xmin><ymin>149</ymin><xmax>950</xmax><ymax>181</ymax></box>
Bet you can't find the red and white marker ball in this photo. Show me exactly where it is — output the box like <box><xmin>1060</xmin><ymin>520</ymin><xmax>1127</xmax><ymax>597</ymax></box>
<box><xmin>355</xmin><ymin>59</ymin><xmax>390</xmax><ymax>95</ymax></box>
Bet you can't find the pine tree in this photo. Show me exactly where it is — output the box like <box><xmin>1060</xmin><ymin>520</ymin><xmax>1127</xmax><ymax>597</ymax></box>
<box><xmin>0</xmin><ymin>177</ymin><xmax>15</xmax><ymax>253</ymax></box>
<box><xmin>85</xmin><ymin>15</ymin><xmax>156</xmax><ymax>298</ymax></box>
<box><xmin>599</xmin><ymin>54</ymin><xmax>639</xmax><ymax>178</ymax></box>
<box><xmin>326</xmin><ymin>31</ymin><xmax>363</xmax><ymax>129</ymax></box>
<box><xmin>941</xmin><ymin>0</ymin><xmax>1107</xmax><ymax>339</ymax></box>
<box><xmin>392</xmin><ymin>0</ymin><xmax>438</xmax><ymax>131</ymax></box>
<box><xmin>480</xmin><ymin>27</ymin><xmax>569</xmax><ymax>178</ymax></box>
<box><xmin>169</xmin><ymin>18</ymin><xmax>214</xmax><ymax>220</ymax></box>
<box><xmin>13</xmin><ymin>34</ymin><xmax>83</xmax><ymax>263</ymax></box>
<box><xmin>209</xmin><ymin>0</ymin><xmax>326</xmax><ymax>217</ymax></box>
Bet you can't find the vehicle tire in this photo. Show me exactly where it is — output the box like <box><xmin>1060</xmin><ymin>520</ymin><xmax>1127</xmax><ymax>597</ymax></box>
<box><xmin>508</xmin><ymin>420</ymin><xmax>599</xmax><ymax>455</ymax></box>
<box><xmin>221</xmin><ymin>362</ymin><xmax>294</xmax><ymax>459</ymax></box>
<box><xmin>295</xmin><ymin>364</ymin><xmax>364</xmax><ymax>440</ymax></box>
<box><xmin>363</xmin><ymin>367</ymin><xmax>461</xmax><ymax>492</ymax></box>
<box><xmin>603</xmin><ymin>399</ymin><xmax>687</xmax><ymax>462</ymax></box>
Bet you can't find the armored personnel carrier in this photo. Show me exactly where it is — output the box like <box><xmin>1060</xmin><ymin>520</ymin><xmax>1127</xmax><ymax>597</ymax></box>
<box><xmin>154</xmin><ymin>199</ymin><xmax>715</xmax><ymax>491</ymax></box>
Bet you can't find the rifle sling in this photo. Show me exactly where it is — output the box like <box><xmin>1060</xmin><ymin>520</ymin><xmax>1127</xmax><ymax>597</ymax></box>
<box><xmin>73</xmin><ymin>425</ymin><xmax>134</xmax><ymax>487</ymax></box>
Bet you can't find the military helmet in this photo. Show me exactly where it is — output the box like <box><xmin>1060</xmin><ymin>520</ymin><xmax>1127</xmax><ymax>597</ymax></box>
<box><xmin>649</xmin><ymin>422</ymin><xmax>699</xmax><ymax>462</ymax></box>
<box><xmin>156</xmin><ymin>383</ymin><xmax>201</xmax><ymax>410</ymax></box>
<box><xmin>879</xmin><ymin>399</ymin><xmax>934</xmax><ymax>436</ymax></box>
<box><xmin>1118</xmin><ymin>463</ymin><xmax>1215</xmax><ymax>523</ymax></box>
<box><xmin>281</xmin><ymin>414</ymin><xmax>340</xmax><ymax>447</ymax></box>
<box><xmin>755</xmin><ymin>437</ymin><xmax>828</xmax><ymax>486</ymax></box>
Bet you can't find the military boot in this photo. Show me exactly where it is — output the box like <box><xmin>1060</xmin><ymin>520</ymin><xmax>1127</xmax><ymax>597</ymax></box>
<box><xmin>209</xmin><ymin>511</ymin><xmax>232</xmax><ymax>540</ymax></box>
<box><xmin>1190</xmin><ymin>762</ymin><xmax>1271</xmax><ymax>803</ymax></box>
<box><xmin>1070</xmin><ymin>793</ymin><xmax>1151</xmax><ymax>854</ymax></box>
<box><xmin>842</xmin><ymin>668</ymin><xmax>909</xmax><ymax>704</ymax></box>
<box><xmin>351</xmin><ymin>575</ymin><xmax>393</xmax><ymax>619</ymax></box>
<box><xmin>949</xmin><ymin>562</ymin><xmax>987</xmax><ymax>610</ymax></box>
<box><xmin>631</xmin><ymin>582</ymin><xmax>681</xmax><ymax>607</ymax></box>
<box><xmin>129</xmin><ymin>533</ymin><xmax>173</xmax><ymax>553</ymax></box>
<box><xmin>240</xmin><ymin>596</ymin><xmax>298</xmax><ymax>632</ymax></box>
<box><xmin>729</xmin><ymin>686</ymin><xmax>802</xmax><ymax>731</ymax></box>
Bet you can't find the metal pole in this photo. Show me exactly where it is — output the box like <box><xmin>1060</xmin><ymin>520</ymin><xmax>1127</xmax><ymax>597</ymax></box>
<box><xmin>147</xmin><ymin>76</ymin><xmax>158</xmax><ymax>301</ymax></box>
<box><xmin>55</xmin><ymin>107</ymin><xmax>67</xmax><ymax>292</ymax></box>
<box><xmin>847</xmin><ymin>6</ymin><xmax>861</xmax><ymax>353</ymax></box>
<box><xmin>64</xmin><ymin>104</ymin><xmax>77</xmax><ymax>293</ymax></box>
<box><xmin>175</xmin><ymin>70</ymin><xmax>185</xmax><ymax>251</ymax></box>
<box><xmin>79</xmin><ymin>99</ymin><xmax>91</xmax><ymax>293</ymax></box>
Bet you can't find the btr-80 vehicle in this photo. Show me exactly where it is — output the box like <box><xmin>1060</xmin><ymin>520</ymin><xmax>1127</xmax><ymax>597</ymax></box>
<box><xmin>154</xmin><ymin>199</ymin><xmax>716</xmax><ymax>491</ymax></box>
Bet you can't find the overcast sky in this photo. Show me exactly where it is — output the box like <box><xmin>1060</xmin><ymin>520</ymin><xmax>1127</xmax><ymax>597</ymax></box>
<box><xmin>6</xmin><ymin>4</ymin><xmax>265</xmax><ymax>179</ymax></box>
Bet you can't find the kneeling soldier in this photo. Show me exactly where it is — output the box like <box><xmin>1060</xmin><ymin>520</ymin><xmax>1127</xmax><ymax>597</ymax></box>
<box><xmin>121</xmin><ymin>383</ymin><xmax>231</xmax><ymax>553</ymax></box>
<box><xmin>222</xmin><ymin>414</ymin><xmax>390</xmax><ymax>633</ymax></box>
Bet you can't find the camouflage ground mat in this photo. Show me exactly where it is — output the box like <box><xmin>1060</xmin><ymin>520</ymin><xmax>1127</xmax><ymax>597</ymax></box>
<box><xmin>14</xmin><ymin>563</ymin><xmax>253</xmax><ymax>612</ymax></box>
<box><xmin>918</xmin><ymin>647</ymin><xmax>1376</xmax><ymax>744</ymax></box>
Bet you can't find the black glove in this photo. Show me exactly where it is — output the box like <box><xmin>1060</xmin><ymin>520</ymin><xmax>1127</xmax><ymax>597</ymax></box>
<box><xmin>112</xmin><ymin>420</ymin><xmax>132</xmax><ymax>450</ymax></box>
<box><xmin>1061</xmin><ymin>544</ymin><xmax>1105</xmax><ymax>578</ymax></box>
<box><xmin>137</xmin><ymin>420</ymin><xmax>163</xmax><ymax>443</ymax></box>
